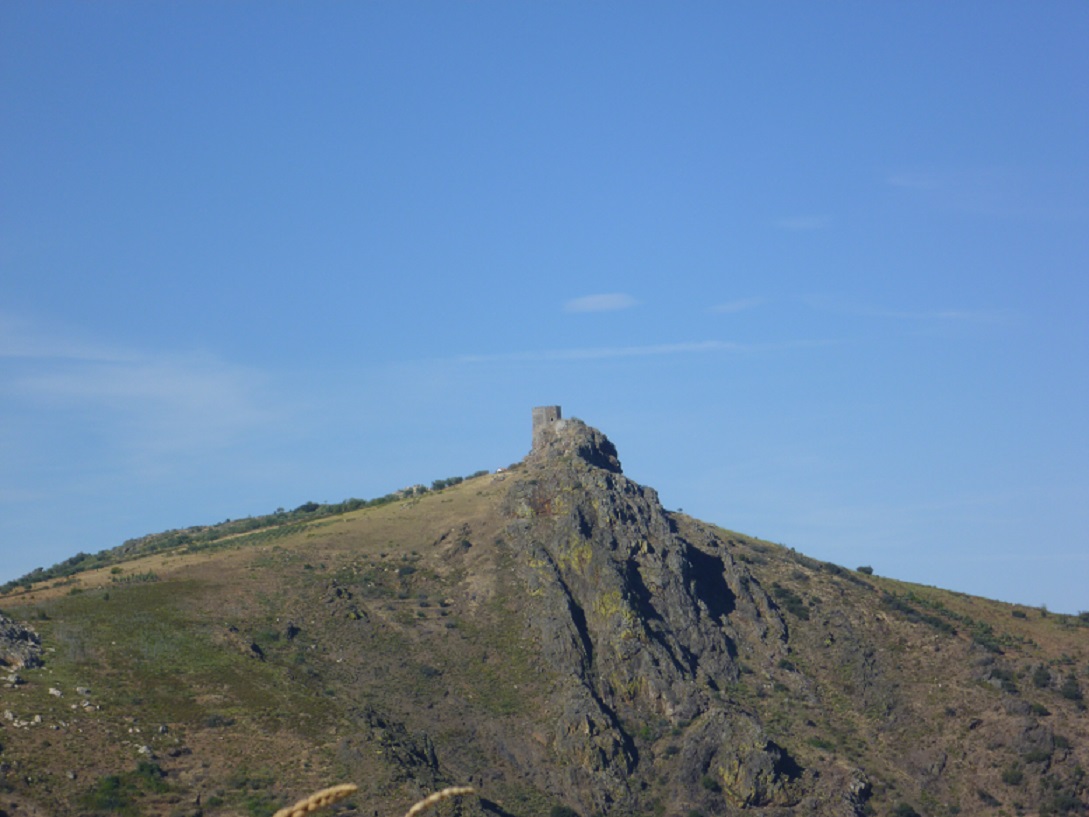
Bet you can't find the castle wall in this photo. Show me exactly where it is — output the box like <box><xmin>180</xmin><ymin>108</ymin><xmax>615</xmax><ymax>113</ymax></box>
<box><xmin>532</xmin><ymin>405</ymin><xmax>562</xmax><ymax>448</ymax></box>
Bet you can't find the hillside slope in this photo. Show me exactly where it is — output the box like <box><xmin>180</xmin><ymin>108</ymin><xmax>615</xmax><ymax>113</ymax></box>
<box><xmin>1</xmin><ymin>415</ymin><xmax>1087</xmax><ymax>817</ymax></box>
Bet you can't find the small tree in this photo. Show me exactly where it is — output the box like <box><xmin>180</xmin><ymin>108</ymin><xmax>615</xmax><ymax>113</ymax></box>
<box><xmin>857</xmin><ymin>565</ymin><xmax>874</xmax><ymax>575</ymax></box>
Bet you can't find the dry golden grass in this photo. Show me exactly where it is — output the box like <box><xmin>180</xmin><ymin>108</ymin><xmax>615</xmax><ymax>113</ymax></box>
<box><xmin>403</xmin><ymin>787</ymin><xmax>477</xmax><ymax>817</ymax></box>
<box><xmin>271</xmin><ymin>784</ymin><xmax>475</xmax><ymax>817</ymax></box>
<box><xmin>271</xmin><ymin>784</ymin><xmax>359</xmax><ymax>817</ymax></box>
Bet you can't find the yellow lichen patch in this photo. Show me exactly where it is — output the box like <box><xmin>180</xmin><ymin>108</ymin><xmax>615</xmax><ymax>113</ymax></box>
<box><xmin>556</xmin><ymin>535</ymin><xmax>593</xmax><ymax>571</ymax></box>
<box><xmin>592</xmin><ymin>590</ymin><xmax>639</xmax><ymax>635</ymax></box>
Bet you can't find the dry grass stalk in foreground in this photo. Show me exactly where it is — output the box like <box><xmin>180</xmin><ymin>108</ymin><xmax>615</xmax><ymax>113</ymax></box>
<box><xmin>272</xmin><ymin>784</ymin><xmax>360</xmax><ymax>817</ymax></box>
<box><xmin>404</xmin><ymin>787</ymin><xmax>477</xmax><ymax>817</ymax></box>
<box><xmin>271</xmin><ymin>784</ymin><xmax>476</xmax><ymax>817</ymax></box>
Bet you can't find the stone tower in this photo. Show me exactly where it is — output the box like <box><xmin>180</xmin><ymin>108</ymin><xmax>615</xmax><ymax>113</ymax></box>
<box><xmin>532</xmin><ymin>405</ymin><xmax>562</xmax><ymax>449</ymax></box>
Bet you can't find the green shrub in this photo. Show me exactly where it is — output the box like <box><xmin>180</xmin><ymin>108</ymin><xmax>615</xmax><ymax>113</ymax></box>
<box><xmin>1001</xmin><ymin>764</ymin><xmax>1024</xmax><ymax>786</ymax></box>
<box><xmin>1060</xmin><ymin>675</ymin><xmax>1083</xmax><ymax>702</ymax></box>
<box><xmin>771</xmin><ymin>583</ymin><xmax>810</xmax><ymax>620</ymax></box>
<box><xmin>82</xmin><ymin>774</ymin><xmax>129</xmax><ymax>813</ymax></box>
<box><xmin>135</xmin><ymin>761</ymin><xmax>168</xmax><ymax>793</ymax></box>
<box><xmin>857</xmin><ymin>566</ymin><xmax>874</xmax><ymax>575</ymax></box>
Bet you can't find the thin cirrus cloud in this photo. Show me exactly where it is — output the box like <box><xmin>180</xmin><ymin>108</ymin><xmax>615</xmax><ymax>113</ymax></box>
<box><xmin>0</xmin><ymin>312</ymin><xmax>137</xmax><ymax>363</ymax></box>
<box><xmin>887</xmin><ymin>168</ymin><xmax>1089</xmax><ymax>222</ymax></box>
<box><xmin>563</xmin><ymin>293</ymin><xmax>639</xmax><ymax>313</ymax></box>
<box><xmin>886</xmin><ymin>172</ymin><xmax>941</xmax><ymax>191</ymax></box>
<box><xmin>1</xmin><ymin>315</ymin><xmax>281</xmax><ymax>459</ymax></box>
<box><xmin>775</xmin><ymin>215</ymin><xmax>830</xmax><ymax>231</ymax></box>
<box><xmin>710</xmin><ymin>297</ymin><xmax>765</xmax><ymax>314</ymax></box>
<box><xmin>803</xmin><ymin>295</ymin><xmax>1013</xmax><ymax>325</ymax></box>
<box><xmin>457</xmin><ymin>338</ymin><xmax>834</xmax><ymax>364</ymax></box>
<box><xmin>460</xmin><ymin>340</ymin><xmax>740</xmax><ymax>363</ymax></box>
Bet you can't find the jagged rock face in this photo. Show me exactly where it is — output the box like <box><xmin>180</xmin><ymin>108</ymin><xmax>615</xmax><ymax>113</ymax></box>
<box><xmin>0</xmin><ymin>614</ymin><xmax>43</xmax><ymax>669</ymax></box>
<box><xmin>528</xmin><ymin>416</ymin><xmax>623</xmax><ymax>474</ymax></box>
<box><xmin>503</xmin><ymin>419</ymin><xmax>816</xmax><ymax>813</ymax></box>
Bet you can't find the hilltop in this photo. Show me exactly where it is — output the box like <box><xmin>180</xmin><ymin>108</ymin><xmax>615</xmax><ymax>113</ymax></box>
<box><xmin>0</xmin><ymin>411</ymin><xmax>1087</xmax><ymax>817</ymax></box>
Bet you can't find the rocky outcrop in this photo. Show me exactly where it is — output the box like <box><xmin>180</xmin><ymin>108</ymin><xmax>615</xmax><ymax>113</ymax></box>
<box><xmin>527</xmin><ymin>416</ymin><xmax>622</xmax><ymax>474</ymax></box>
<box><xmin>502</xmin><ymin>418</ymin><xmax>810</xmax><ymax>813</ymax></box>
<box><xmin>0</xmin><ymin>614</ymin><xmax>42</xmax><ymax>669</ymax></box>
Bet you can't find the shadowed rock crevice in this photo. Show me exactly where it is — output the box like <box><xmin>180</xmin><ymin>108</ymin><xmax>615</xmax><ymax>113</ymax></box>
<box><xmin>685</xmin><ymin>545</ymin><xmax>737</xmax><ymax>622</ymax></box>
<box><xmin>560</xmin><ymin>578</ymin><xmax>594</xmax><ymax>674</ymax></box>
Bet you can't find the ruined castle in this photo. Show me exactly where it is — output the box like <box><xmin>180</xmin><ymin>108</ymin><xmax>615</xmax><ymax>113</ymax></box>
<box><xmin>531</xmin><ymin>405</ymin><xmax>563</xmax><ymax>449</ymax></box>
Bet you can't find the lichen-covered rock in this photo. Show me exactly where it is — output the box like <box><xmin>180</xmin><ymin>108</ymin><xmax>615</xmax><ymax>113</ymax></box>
<box><xmin>678</xmin><ymin>710</ymin><xmax>803</xmax><ymax>808</ymax></box>
<box><xmin>0</xmin><ymin>614</ymin><xmax>42</xmax><ymax>669</ymax></box>
<box><xmin>502</xmin><ymin>418</ymin><xmax>808</xmax><ymax>813</ymax></box>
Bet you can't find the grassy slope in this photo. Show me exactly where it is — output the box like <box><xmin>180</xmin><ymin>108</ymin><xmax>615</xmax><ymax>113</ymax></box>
<box><xmin>1</xmin><ymin>469</ymin><xmax>1087</xmax><ymax>817</ymax></box>
<box><xmin>1</xmin><ymin>473</ymin><xmax>522</xmax><ymax>816</ymax></box>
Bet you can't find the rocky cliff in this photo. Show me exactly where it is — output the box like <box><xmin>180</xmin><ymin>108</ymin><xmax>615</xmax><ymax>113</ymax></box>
<box><xmin>500</xmin><ymin>417</ymin><xmax>867</xmax><ymax>815</ymax></box>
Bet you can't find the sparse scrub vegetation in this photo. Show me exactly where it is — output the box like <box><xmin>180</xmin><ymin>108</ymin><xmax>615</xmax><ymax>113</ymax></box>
<box><xmin>79</xmin><ymin>761</ymin><xmax>171</xmax><ymax>816</ymax></box>
<box><xmin>1060</xmin><ymin>674</ymin><xmax>1083</xmax><ymax>705</ymax></box>
<box><xmin>1002</xmin><ymin>764</ymin><xmax>1024</xmax><ymax>785</ymax></box>
<box><xmin>111</xmin><ymin>570</ymin><xmax>160</xmax><ymax>585</ymax></box>
<box><xmin>1</xmin><ymin>468</ymin><xmax>494</xmax><ymax>592</ymax></box>
<box><xmin>1034</xmin><ymin>665</ymin><xmax>1052</xmax><ymax>688</ymax></box>
<box><xmin>771</xmin><ymin>582</ymin><xmax>810</xmax><ymax>620</ymax></box>
<box><xmin>880</xmin><ymin>592</ymin><xmax>957</xmax><ymax>636</ymax></box>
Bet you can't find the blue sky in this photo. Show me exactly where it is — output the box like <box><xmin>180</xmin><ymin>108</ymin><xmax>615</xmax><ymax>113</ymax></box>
<box><xmin>2</xmin><ymin>2</ymin><xmax>1086</xmax><ymax>612</ymax></box>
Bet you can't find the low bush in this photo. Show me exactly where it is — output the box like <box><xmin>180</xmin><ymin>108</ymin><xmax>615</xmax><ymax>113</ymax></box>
<box><xmin>1001</xmin><ymin>764</ymin><xmax>1024</xmax><ymax>786</ymax></box>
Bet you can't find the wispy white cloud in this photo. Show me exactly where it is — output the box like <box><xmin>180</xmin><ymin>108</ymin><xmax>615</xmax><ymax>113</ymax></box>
<box><xmin>886</xmin><ymin>172</ymin><xmax>941</xmax><ymax>191</ymax></box>
<box><xmin>0</xmin><ymin>312</ymin><xmax>137</xmax><ymax>362</ymax></box>
<box><xmin>1</xmin><ymin>316</ymin><xmax>283</xmax><ymax>464</ymax></box>
<box><xmin>457</xmin><ymin>338</ymin><xmax>835</xmax><ymax>364</ymax></box>
<box><xmin>563</xmin><ymin>293</ymin><xmax>639</xmax><ymax>313</ymax></box>
<box><xmin>803</xmin><ymin>296</ymin><xmax>1014</xmax><ymax>325</ymax></box>
<box><xmin>887</xmin><ymin>167</ymin><xmax>1089</xmax><ymax>221</ymax></box>
<box><xmin>775</xmin><ymin>215</ymin><xmax>830</xmax><ymax>231</ymax></box>
<box><xmin>710</xmin><ymin>297</ymin><xmax>764</xmax><ymax>314</ymax></box>
<box><xmin>18</xmin><ymin>353</ymin><xmax>267</xmax><ymax>418</ymax></box>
